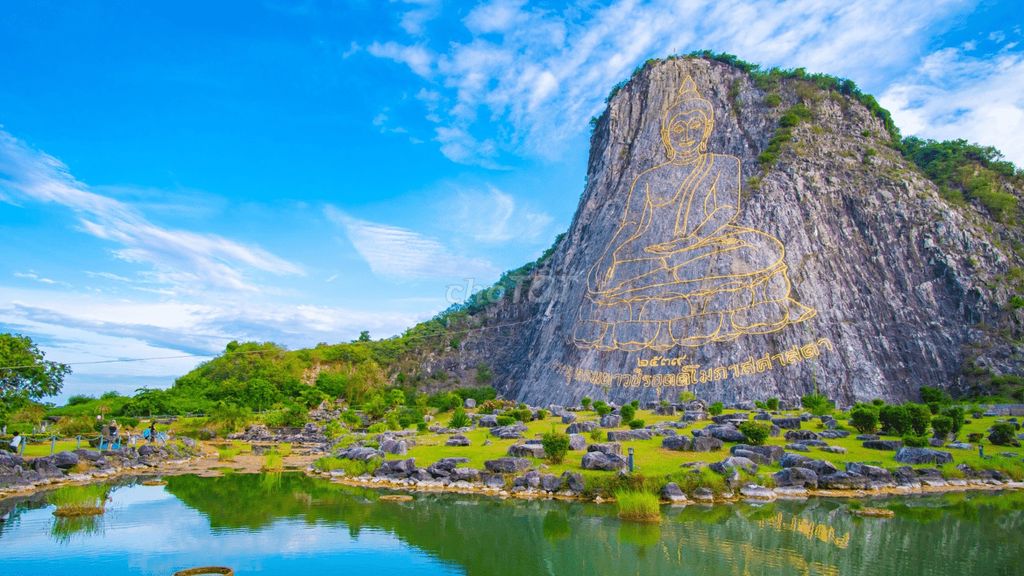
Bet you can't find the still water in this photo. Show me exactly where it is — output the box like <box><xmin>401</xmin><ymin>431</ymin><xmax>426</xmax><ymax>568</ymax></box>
<box><xmin>2</xmin><ymin>473</ymin><xmax>1022</xmax><ymax>576</ymax></box>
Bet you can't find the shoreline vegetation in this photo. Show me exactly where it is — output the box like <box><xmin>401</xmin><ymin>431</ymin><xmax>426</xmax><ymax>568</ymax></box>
<box><xmin>4</xmin><ymin>392</ymin><xmax>1024</xmax><ymax>524</ymax></box>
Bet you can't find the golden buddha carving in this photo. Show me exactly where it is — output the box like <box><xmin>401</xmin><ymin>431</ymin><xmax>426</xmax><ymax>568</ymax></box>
<box><xmin>574</xmin><ymin>76</ymin><xmax>815</xmax><ymax>352</ymax></box>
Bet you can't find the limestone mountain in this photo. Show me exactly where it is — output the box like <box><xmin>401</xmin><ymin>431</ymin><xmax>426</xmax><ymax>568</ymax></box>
<box><xmin>404</xmin><ymin>54</ymin><xmax>1024</xmax><ymax>406</ymax></box>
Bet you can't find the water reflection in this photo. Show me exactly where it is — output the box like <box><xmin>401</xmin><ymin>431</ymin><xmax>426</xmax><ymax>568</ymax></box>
<box><xmin>0</xmin><ymin>473</ymin><xmax>1021</xmax><ymax>576</ymax></box>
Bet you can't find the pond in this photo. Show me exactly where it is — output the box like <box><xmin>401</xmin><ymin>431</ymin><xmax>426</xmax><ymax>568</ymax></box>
<box><xmin>2</xmin><ymin>473</ymin><xmax>1022</xmax><ymax>575</ymax></box>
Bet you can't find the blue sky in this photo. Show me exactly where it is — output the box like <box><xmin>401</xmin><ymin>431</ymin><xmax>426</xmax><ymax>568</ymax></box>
<box><xmin>1</xmin><ymin>0</ymin><xmax>1022</xmax><ymax>401</ymax></box>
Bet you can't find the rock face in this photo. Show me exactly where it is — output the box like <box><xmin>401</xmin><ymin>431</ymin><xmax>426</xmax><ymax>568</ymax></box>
<box><xmin>411</xmin><ymin>55</ymin><xmax>1024</xmax><ymax>405</ymax></box>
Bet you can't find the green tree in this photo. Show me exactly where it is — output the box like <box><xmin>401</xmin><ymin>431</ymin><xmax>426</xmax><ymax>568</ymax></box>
<box><xmin>581</xmin><ymin>397</ymin><xmax>592</xmax><ymax>410</ymax></box>
<box><xmin>879</xmin><ymin>404</ymin><xmax>912</xmax><ymax>436</ymax></box>
<box><xmin>620</xmin><ymin>403</ymin><xmax>636</xmax><ymax>422</ymax></box>
<box><xmin>358</xmin><ymin>331</ymin><xmax>371</xmax><ymax>342</ymax></box>
<box><xmin>849</xmin><ymin>405</ymin><xmax>880</xmax><ymax>434</ymax></box>
<box><xmin>905</xmin><ymin>403</ymin><xmax>931</xmax><ymax>436</ymax></box>
<box><xmin>1</xmin><ymin>333</ymin><xmax>70</xmax><ymax>422</ymax></box>
<box><xmin>542</xmin><ymin>431</ymin><xmax>570</xmax><ymax>464</ymax></box>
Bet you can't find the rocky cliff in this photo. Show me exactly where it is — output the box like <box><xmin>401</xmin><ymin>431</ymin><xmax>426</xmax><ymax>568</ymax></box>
<box><xmin>412</xmin><ymin>55</ymin><xmax>1024</xmax><ymax>406</ymax></box>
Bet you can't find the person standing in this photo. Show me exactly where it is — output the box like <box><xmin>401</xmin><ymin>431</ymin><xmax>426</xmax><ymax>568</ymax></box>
<box><xmin>148</xmin><ymin>421</ymin><xmax>157</xmax><ymax>443</ymax></box>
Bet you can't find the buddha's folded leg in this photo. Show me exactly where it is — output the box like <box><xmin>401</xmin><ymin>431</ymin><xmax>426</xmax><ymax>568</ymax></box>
<box><xmin>669</xmin><ymin>312</ymin><xmax>724</xmax><ymax>347</ymax></box>
<box><xmin>612</xmin><ymin>320</ymin><xmax>668</xmax><ymax>352</ymax></box>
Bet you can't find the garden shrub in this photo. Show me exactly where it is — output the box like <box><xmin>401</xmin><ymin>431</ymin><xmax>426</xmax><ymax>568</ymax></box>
<box><xmin>708</xmin><ymin>402</ymin><xmax>724</xmax><ymax>416</ymax></box>
<box><xmin>849</xmin><ymin>405</ymin><xmax>879</xmax><ymax>434</ymax></box>
<box><xmin>738</xmin><ymin>421</ymin><xmax>771</xmax><ymax>445</ymax></box>
<box><xmin>905</xmin><ymin>403</ymin><xmax>932</xmax><ymax>436</ymax></box>
<box><xmin>628</xmin><ymin>419</ymin><xmax>646</xmax><ymax>429</ymax></box>
<box><xmin>902</xmin><ymin>434</ymin><xmax>929</xmax><ymax>448</ymax></box>
<box><xmin>620</xmin><ymin>404</ymin><xmax>636</xmax><ymax>422</ymax></box>
<box><xmin>989</xmin><ymin>423</ymin><xmax>1020</xmax><ymax>446</ymax></box>
<box><xmin>448</xmin><ymin>407</ymin><xmax>470</xmax><ymax>429</ymax></box>
<box><xmin>879</xmin><ymin>404</ymin><xmax>912</xmax><ymax>436</ymax></box>
<box><xmin>931</xmin><ymin>415</ymin><xmax>954</xmax><ymax>439</ymax></box>
<box><xmin>542</xmin><ymin>431</ymin><xmax>570</xmax><ymax>464</ymax></box>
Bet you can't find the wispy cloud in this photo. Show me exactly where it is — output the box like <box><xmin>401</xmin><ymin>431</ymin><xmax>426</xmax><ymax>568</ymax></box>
<box><xmin>13</xmin><ymin>270</ymin><xmax>68</xmax><ymax>286</ymax></box>
<box><xmin>371</xmin><ymin>0</ymin><xmax>974</xmax><ymax>165</ymax></box>
<box><xmin>393</xmin><ymin>0</ymin><xmax>442</xmax><ymax>36</ymax></box>
<box><xmin>0</xmin><ymin>130</ymin><xmax>304</xmax><ymax>292</ymax></box>
<box><xmin>325</xmin><ymin>205</ymin><xmax>497</xmax><ymax>280</ymax></box>
<box><xmin>881</xmin><ymin>43</ymin><xmax>1024</xmax><ymax>165</ymax></box>
<box><xmin>449</xmin><ymin>186</ymin><xmax>552</xmax><ymax>243</ymax></box>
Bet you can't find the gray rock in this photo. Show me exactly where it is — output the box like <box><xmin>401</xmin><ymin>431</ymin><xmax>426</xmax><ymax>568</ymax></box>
<box><xmin>819</xmin><ymin>472</ymin><xmax>870</xmax><ymax>490</ymax></box>
<box><xmin>587</xmin><ymin>443</ymin><xmax>622</xmax><ymax>456</ymax></box>
<box><xmin>464</xmin><ymin>398</ymin><xmax>477</xmax><ymax>409</ymax></box>
<box><xmin>412</xmin><ymin>468</ymin><xmax>433</xmax><ymax>482</ymax></box>
<box><xmin>566</xmin><ymin>421</ymin><xmax>598</xmax><ymax>434</ymax></box>
<box><xmin>692</xmin><ymin>487</ymin><xmax>715</xmax><ymax>502</ymax></box>
<box><xmin>73</xmin><ymin>449</ymin><xmax>102</xmax><ymax>462</ymax></box>
<box><xmin>661</xmin><ymin>482</ymin><xmax>687</xmax><ymax>503</ymax></box>
<box><xmin>785</xmin><ymin>443</ymin><xmax>810</xmax><ymax>452</ymax></box>
<box><xmin>655</xmin><ymin>405</ymin><xmax>676</xmax><ymax>416</ymax></box>
<box><xmin>730</xmin><ymin>444</ymin><xmax>784</xmax><ymax>463</ymax></box>
<box><xmin>845</xmin><ymin>462</ymin><xmax>893</xmax><ymax>483</ymax></box>
<box><xmin>540</xmin><ymin>474</ymin><xmax>562</xmax><ymax>492</ymax></box>
<box><xmin>451</xmin><ymin>467</ymin><xmax>481</xmax><ymax>482</ymax></box>
<box><xmin>561</xmin><ymin>413</ymin><xmax>577</xmax><ymax>424</ymax></box>
<box><xmin>481</xmin><ymin>473</ymin><xmax>506</xmax><ymax>488</ymax></box>
<box><xmin>947</xmin><ymin>442</ymin><xmax>973</xmax><ymax>450</ymax></box>
<box><xmin>478</xmin><ymin>414</ymin><xmax>499</xmax><ymax>427</ymax></box>
<box><xmin>561</xmin><ymin>471</ymin><xmax>585</xmax><ymax>493</ymax></box>
<box><xmin>490</xmin><ymin>423</ymin><xmax>527</xmax><ymax>439</ymax></box>
<box><xmin>863</xmin><ymin>440</ymin><xmax>903</xmax><ymax>451</ymax></box>
<box><xmin>772</xmin><ymin>467</ymin><xmax>818</xmax><ymax>489</ymax></box>
<box><xmin>779</xmin><ymin>453</ymin><xmax>838</xmax><ymax>476</ymax></box>
<box><xmin>607</xmin><ymin>429</ymin><xmax>653</xmax><ymax>441</ymax></box>
<box><xmin>819</xmin><ymin>430</ymin><xmax>850</xmax><ymax>439</ymax></box>
<box><xmin>856</xmin><ymin>434</ymin><xmax>880</xmax><ymax>441</ymax></box>
<box><xmin>581</xmin><ymin>451</ymin><xmax>627</xmax><ymax>471</ymax></box>
<box><xmin>380</xmin><ymin>439</ymin><xmax>408</xmax><ymax>455</ymax></box>
<box><xmin>784</xmin><ymin>430</ymin><xmax>819</xmax><ymax>441</ymax></box>
<box><xmin>508</xmin><ymin>444</ymin><xmax>546</xmax><ymax>459</ymax></box>
<box><xmin>740</xmin><ymin>484</ymin><xmax>775</xmax><ymax>500</ymax></box>
<box><xmin>820</xmin><ymin>445</ymin><xmax>846</xmax><ymax>454</ymax></box>
<box><xmin>772</xmin><ymin>417</ymin><xmax>802</xmax><ymax>430</ymax></box>
<box><xmin>895</xmin><ymin>447</ymin><xmax>954</xmax><ymax>465</ymax></box>
<box><xmin>691</xmin><ymin>436</ymin><xmax>723</xmax><ymax>452</ymax></box>
<box><xmin>600</xmin><ymin>414</ymin><xmax>622</xmax><ymax>428</ymax></box>
<box><xmin>484</xmin><ymin>457</ymin><xmax>531</xmax><ymax>474</ymax></box>
<box><xmin>51</xmin><ymin>451</ymin><xmax>79</xmax><ymax>470</ymax></box>
<box><xmin>710</xmin><ymin>456</ymin><xmax>758</xmax><ymax>475</ymax></box>
<box><xmin>754</xmin><ymin>412</ymin><xmax>772</xmax><ymax>421</ymax></box>
<box><xmin>446</xmin><ymin>435</ymin><xmax>471</xmax><ymax>447</ymax></box>
<box><xmin>704</xmin><ymin>425</ymin><xmax>745</xmax><ymax>443</ymax></box>
<box><xmin>662</xmin><ymin>436</ymin><xmax>693</xmax><ymax>451</ymax></box>
<box><xmin>568</xmin><ymin>434</ymin><xmax>587</xmax><ymax>451</ymax></box>
<box><xmin>376</xmin><ymin>458</ymin><xmax>416</xmax><ymax>478</ymax></box>
<box><xmin>338</xmin><ymin>446</ymin><xmax>384</xmax><ymax>461</ymax></box>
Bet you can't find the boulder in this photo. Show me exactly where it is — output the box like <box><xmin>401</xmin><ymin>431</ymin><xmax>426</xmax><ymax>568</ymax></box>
<box><xmin>600</xmin><ymin>414</ymin><xmax>622</xmax><ymax>428</ymax></box>
<box><xmin>895</xmin><ymin>447</ymin><xmax>953</xmax><ymax>465</ymax></box>
<box><xmin>540</xmin><ymin>474</ymin><xmax>562</xmax><ymax>492</ymax></box>
<box><xmin>772</xmin><ymin>417</ymin><xmax>802</xmax><ymax>430</ymax></box>
<box><xmin>47</xmin><ymin>451</ymin><xmax>79</xmax><ymax>470</ymax></box>
<box><xmin>655</xmin><ymin>405</ymin><xmax>676</xmax><ymax>416</ymax></box>
<box><xmin>818</xmin><ymin>430</ymin><xmax>850</xmax><ymax>439</ymax></box>
<box><xmin>661</xmin><ymin>482</ymin><xmax>688</xmax><ymax>503</ymax></box>
<box><xmin>739</xmin><ymin>484</ymin><xmax>776</xmax><ymax>500</ymax></box>
<box><xmin>73</xmin><ymin>449</ymin><xmax>102</xmax><ymax>462</ymax></box>
<box><xmin>491</xmin><ymin>423</ymin><xmax>527</xmax><ymax>440</ymax></box>
<box><xmin>513</xmin><ymin>470</ymin><xmax>542</xmax><ymax>489</ymax></box>
<box><xmin>481</xmin><ymin>473</ymin><xmax>506</xmax><ymax>489</ymax></box>
<box><xmin>411</xmin><ymin>468</ymin><xmax>433</xmax><ymax>482</ymax></box>
<box><xmin>566</xmin><ymin>421</ymin><xmax>598</xmax><ymax>434</ymax></box>
<box><xmin>587</xmin><ymin>443</ymin><xmax>622</xmax><ymax>456</ymax></box>
<box><xmin>561</xmin><ymin>471</ymin><xmax>585</xmax><ymax>493</ymax></box>
<box><xmin>568</xmin><ymin>434</ymin><xmax>587</xmax><ymax>451</ymax></box>
<box><xmin>607</xmin><ymin>429</ymin><xmax>653</xmax><ymax>441</ymax></box>
<box><xmin>337</xmin><ymin>446</ymin><xmax>384</xmax><ymax>461</ymax></box>
<box><xmin>691</xmin><ymin>436</ymin><xmax>723</xmax><ymax>452</ymax></box>
<box><xmin>863</xmin><ymin>440</ymin><xmax>903</xmax><ymax>451</ymax></box>
<box><xmin>478</xmin><ymin>414</ymin><xmax>499</xmax><ymax>427</ymax></box>
<box><xmin>855</xmin><ymin>434</ymin><xmax>880</xmax><ymax>441</ymax></box>
<box><xmin>464</xmin><ymin>398</ymin><xmax>477</xmax><ymax>409</ymax></box>
<box><xmin>451</xmin><ymin>467</ymin><xmax>481</xmax><ymax>482</ymax></box>
<box><xmin>446</xmin><ymin>435</ymin><xmax>471</xmax><ymax>447</ymax></box>
<box><xmin>692</xmin><ymin>487</ymin><xmax>715</xmax><ymax>502</ymax></box>
<box><xmin>484</xmin><ymin>457</ymin><xmax>530</xmax><ymax>474</ymax></box>
<box><xmin>581</xmin><ymin>451</ymin><xmax>627</xmax><ymax>471</ymax></box>
<box><xmin>703</xmin><ymin>425</ymin><xmax>745</xmax><ymax>443</ymax></box>
<box><xmin>785</xmin><ymin>443</ymin><xmax>810</xmax><ymax>452</ymax></box>
<box><xmin>947</xmin><ymin>442</ymin><xmax>973</xmax><ymax>450</ymax></box>
<box><xmin>754</xmin><ymin>412</ymin><xmax>772</xmax><ymax>421</ymax></box>
<box><xmin>561</xmin><ymin>413</ymin><xmax>577</xmax><ymax>424</ymax></box>
<box><xmin>818</xmin><ymin>471</ymin><xmax>870</xmax><ymax>490</ymax></box>
<box><xmin>681</xmin><ymin>410</ymin><xmax>706</xmax><ymax>422</ymax></box>
<box><xmin>376</xmin><ymin>458</ymin><xmax>416</xmax><ymax>478</ymax></box>
<box><xmin>730</xmin><ymin>444</ymin><xmax>784</xmax><ymax>463</ymax></box>
<box><xmin>784</xmin><ymin>430</ymin><xmax>819</xmax><ymax>441</ymax></box>
<box><xmin>380</xmin><ymin>439</ymin><xmax>408</xmax><ymax>455</ymax></box>
<box><xmin>772</xmin><ymin>467</ymin><xmax>818</xmax><ymax>489</ymax></box>
<box><xmin>508</xmin><ymin>444</ymin><xmax>546</xmax><ymax>459</ymax></box>
<box><xmin>779</xmin><ymin>453</ymin><xmax>838</xmax><ymax>476</ymax></box>
<box><xmin>662</xmin><ymin>436</ymin><xmax>693</xmax><ymax>451</ymax></box>
<box><xmin>820</xmin><ymin>446</ymin><xmax>846</xmax><ymax>454</ymax></box>
<box><xmin>710</xmin><ymin>456</ymin><xmax>758</xmax><ymax>475</ymax></box>
<box><xmin>845</xmin><ymin>462</ymin><xmax>893</xmax><ymax>484</ymax></box>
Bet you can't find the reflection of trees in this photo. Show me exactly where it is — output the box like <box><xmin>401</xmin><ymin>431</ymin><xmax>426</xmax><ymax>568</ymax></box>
<box><xmin>160</xmin><ymin>474</ymin><xmax>1024</xmax><ymax>576</ymax></box>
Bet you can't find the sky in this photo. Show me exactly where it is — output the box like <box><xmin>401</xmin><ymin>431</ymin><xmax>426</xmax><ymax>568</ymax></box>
<box><xmin>1</xmin><ymin>0</ymin><xmax>1022</xmax><ymax>401</ymax></box>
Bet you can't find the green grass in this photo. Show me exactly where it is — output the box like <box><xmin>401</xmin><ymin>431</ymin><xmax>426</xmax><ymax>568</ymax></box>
<box><xmin>262</xmin><ymin>451</ymin><xmax>283</xmax><ymax>472</ymax></box>
<box><xmin>47</xmin><ymin>484</ymin><xmax>110</xmax><ymax>516</ymax></box>
<box><xmin>278</xmin><ymin>442</ymin><xmax>293</xmax><ymax>457</ymax></box>
<box><xmin>216</xmin><ymin>445</ymin><xmax>241</xmax><ymax>462</ymax></box>
<box><xmin>614</xmin><ymin>490</ymin><xmax>661</xmax><ymax>522</ymax></box>
<box><xmin>313</xmin><ymin>455</ymin><xmax>382</xmax><ymax>476</ymax></box>
<box><xmin>21</xmin><ymin>440</ymin><xmax>97</xmax><ymax>458</ymax></box>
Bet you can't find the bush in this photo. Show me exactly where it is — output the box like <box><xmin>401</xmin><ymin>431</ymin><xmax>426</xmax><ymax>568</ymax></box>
<box><xmin>448</xmin><ymin>407</ymin><xmax>470</xmax><ymax>429</ymax></box>
<box><xmin>56</xmin><ymin>416</ymin><xmax>99</xmax><ymax>437</ymax></box>
<box><xmin>589</xmin><ymin>428</ymin><xmax>605</xmax><ymax>442</ymax></box>
<box><xmin>620</xmin><ymin>404</ymin><xmax>637</xmax><ymax>422</ymax></box>
<box><xmin>801</xmin><ymin>393</ymin><xmax>834</xmax><ymax>416</ymax></box>
<box><xmin>678</xmin><ymin>391</ymin><xmax>696</xmax><ymax>403</ymax></box>
<box><xmin>931</xmin><ymin>415</ymin><xmax>954</xmax><ymax>439</ymax></box>
<box><xmin>496</xmin><ymin>415</ymin><xmax>516</xmax><ymax>427</ymax></box>
<box><xmin>905</xmin><ymin>403</ymin><xmax>931</xmax><ymax>436</ymax></box>
<box><xmin>628</xmin><ymin>419</ymin><xmax>646</xmax><ymax>429</ymax></box>
<box><xmin>879</xmin><ymin>404</ymin><xmax>912</xmax><ymax>436</ymax></box>
<box><xmin>66</xmin><ymin>395</ymin><xmax>94</xmax><ymax>407</ymax></box>
<box><xmin>941</xmin><ymin>406</ymin><xmax>965</xmax><ymax>435</ymax></box>
<box><xmin>581</xmin><ymin>397</ymin><xmax>592</xmax><ymax>410</ymax></box>
<box><xmin>542</xmin><ymin>431</ymin><xmax>571</xmax><ymax>464</ymax></box>
<box><xmin>849</xmin><ymin>405</ymin><xmax>879</xmax><ymax>434</ymax></box>
<box><xmin>920</xmin><ymin>386</ymin><xmax>952</xmax><ymax>406</ymax></box>
<box><xmin>766</xmin><ymin>398</ymin><xmax>780</xmax><ymax>411</ymax></box>
<box><xmin>902</xmin><ymin>434</ymin><xmax>930</xmax><ymax>448</ymax></box>
<box><xmin>967</xmin><ymin>432</ymin><xmax>984</xmax><ymax>443</ymax></box>
<box><xmin>594</xmin><ymin>401</ymin><xmax>612</xmax><ymax>416</ymax></box>
<box><xmin>708</xmin><ymin>402</ymin><xmax>724</xmax><ymax>416</ymax></box>
<box><xmin>738</xmin><ymin>421</ymin><xmax>771</xmax><ymax>445</ymax></box>
<box><xmin>614</xmin><ymin>490</ymin><xmax>661</xmax><ymax>522</ymax></box>
<box><xmin>989</xmin><ymin>423</ymin><xmax>1020</xmax><ymax>446</ymax></box>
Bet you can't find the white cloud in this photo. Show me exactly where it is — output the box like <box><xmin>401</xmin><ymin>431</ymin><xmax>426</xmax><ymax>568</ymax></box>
<box><xmin>881</xmin><ymin>46</ymin><xmax>1024</xmax><ymax>165</ymax></box>
<box><xmin>13</xmin><ymin>271</ymin><xmax>67</xmax><ymax>286</ymax></box>
<box><xmin>0</xmin><ymin>130</ymin><xmax>304</xmax><ymax>292</ymax></box>
<box><xmin>393</xmin><ymin>0</ymin><xmax>441</xmax><ymax>35</ymax></box>
<box><xmin>367</xmin><ymin>0</ymin><xmax>975</xmax><ymax>164</ymax></box>
<box><xmin>449</xmin><ymin>186</ymin><xmax>552</xmax><ymax>243</ymax></box>
<box><xmin>325</xmin><ymin>205</ymin><xmax>497</xmax><ymax>280</ymax></box>
<box><xmin>367</xmin><ymin>41</ymin><xmax>434</xmax><ymax>77</ymax></box>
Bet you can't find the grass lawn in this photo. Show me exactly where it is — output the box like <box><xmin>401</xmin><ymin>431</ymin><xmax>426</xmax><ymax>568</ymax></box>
<box><xmin>21</xmin><ymin>440</ymin><xmax>99</xmax><ymax>458</ymax></box>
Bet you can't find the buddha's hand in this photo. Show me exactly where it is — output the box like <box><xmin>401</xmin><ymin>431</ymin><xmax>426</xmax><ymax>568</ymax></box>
<box><xmin>645</xmin><ymin>235</ymin><xmax>699</xmax><ymax>255</ymax></box>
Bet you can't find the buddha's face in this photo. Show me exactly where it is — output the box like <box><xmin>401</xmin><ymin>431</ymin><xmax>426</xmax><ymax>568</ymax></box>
<box><xmin>664</xmin><ymin>111</ymin><xmax>710</xmax><ymax>158</ymax></box>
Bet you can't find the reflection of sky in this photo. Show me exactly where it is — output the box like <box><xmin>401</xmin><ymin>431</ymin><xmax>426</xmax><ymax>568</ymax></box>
<box><xmin>3</xmin><ymin>485</ymin><xmax>463</xmax><ymax>576</ymax></box>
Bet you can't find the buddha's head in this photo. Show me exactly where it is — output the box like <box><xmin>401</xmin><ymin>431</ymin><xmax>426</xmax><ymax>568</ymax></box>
<box><xmin>661</xmin><ymin>76</ymin><xmax>714</xmax><ymax>161</ymax></box>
